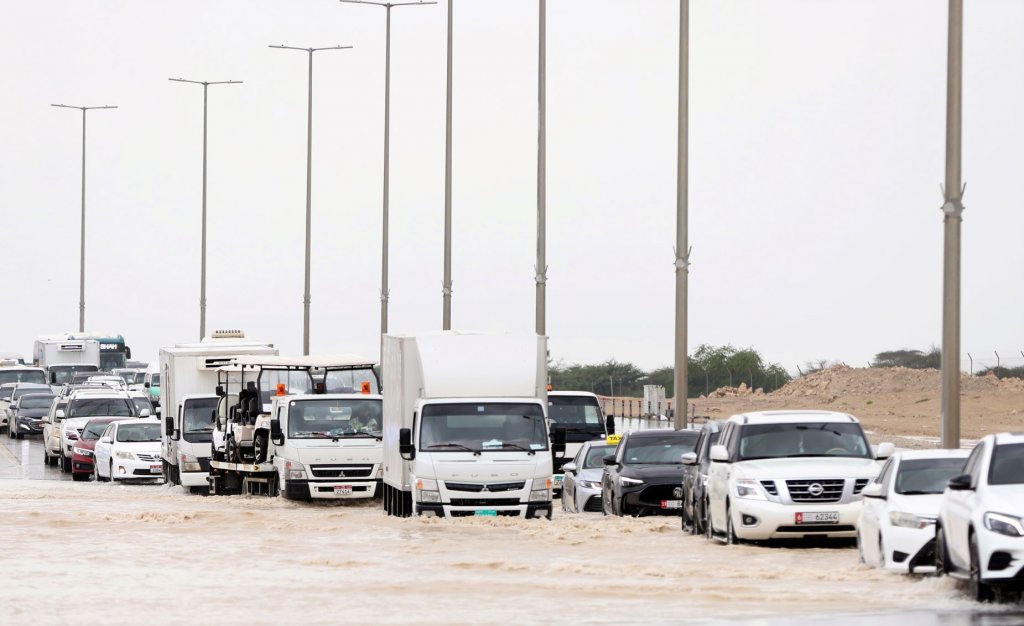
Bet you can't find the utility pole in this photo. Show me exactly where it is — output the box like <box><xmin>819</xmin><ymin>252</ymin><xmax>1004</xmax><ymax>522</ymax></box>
<box><xmin>536</xmin><ymin>0</ymin><xmax>547</xmax><ymax>338</ymax></box>
<box><xmin>940</xmin><ymin>0</ymin><xmax>964</xmax><ymax>449</ymax></box>
<box><xmin>673</xmin><ymin>0</ymin><xmax>690</xmax><ymax>430</ymax></box>
<box><xmin>51</xmin><ymin>103</ymin><xmax>118</xmax><ymax>333</ymax></box>
<box><xmin>169</xmin><ymin>78</ymin><xmax>243</xmax><ymax>341</ymax></box>
<box><xmin>269</xmin><ymin>44</ymin><xmax>352</xmax><ymax>355</ymax></box>
<box><xmin>442</xmin><ymin>0</ymin><xmax>454</xmax><ymax>330</ymax></box>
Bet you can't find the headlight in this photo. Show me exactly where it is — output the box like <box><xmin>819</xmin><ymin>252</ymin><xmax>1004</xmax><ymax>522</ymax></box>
<box><xmin>578</xmin><ymin>480</ymin><xmax>602</xmax><ymax>490</ymax></box>
<box><xmin>285</xmin><ymin>460</ymin><xmax>306</xmax><ymax>481</ymax></box>
<box><xmin>734</xmin><ymin>479</ymin><xmax>767</xmax><ymax>501</ymax></box>
<box><xmin>115</xmin><ymin>451</ymin><xmax>135</xmax><ymax>460</ymax></box>
<box><xmin>73</xmin><ymin>447</ymin><xmax>93</xmax><ymax>457</ymax></box>
<box><xmin>984</xmin><ymin>512</ymin><xmax>1024</xmax><ymax>537</ymax></box>
<box><xmin>619</xmin><ymin>477</ymin><xmax>644</xmax><ymax>487</ymax></box>
<box><xmin>416</xmin><ymin>477</ymin><xmax>439</xmax><ymax>503</ymax></box>
<box><xmin>530</xmin><ymin>477</ymin><xmax>553</xmax><ymax>502</ymax></box>
<box><xmin>180</xmin><ymin>453</ymin><xmax>202</xmax><ymax>472</ymax></box>
<box><xmin>889</xmin><ymin>511</ymin><xmax>935</xmax><ymax>529</ymax></box>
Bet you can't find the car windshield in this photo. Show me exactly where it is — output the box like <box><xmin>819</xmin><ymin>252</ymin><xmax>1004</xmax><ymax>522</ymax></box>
<box><xmin>989</xmin><ymin>443</ymin><xmax>1024</xmax><ymax>486</ymax></box>
<box><xmin>894</xmin><ymin>457</ymin><xmax>967</xmax><ymax>494</ymax></box>
<box><xmin>116</xmin><ymin>423</ymin><xmax>161</xmax><ymax>443</ymax></box>
<box><xmin>0</xmin><ymin>370</ymin><xmax>46</xmax><ymax>386</ymax></box>
<box><xmin>68</xmin><ymin>398</ymin><xmax>133</xmax><ymax>418</ymax></box>
<box><xmin>131</xmin><ymin>398</ymin><xmax>153</xmax><ymax>414</ymax></box>
<box><xmin>82</xmin><ymin>421</ymin><xmax>112</xmax><ymax>440</ymax></box>
<box><xmin>738</xmin><ymin>422</ymin><xmax>872</xmax><ymax>460</ymax></box>
<box><xmin>117</xmin><ymin>372</ymin><xmax>135</xmax><ymax>384</ymax></box>
<box><xmin>324</xmin><ymin>368</ymin><xmax>380</xmax><ymax>394</ymax></box>
<box><xmin>622</xmin><ymin>433</ymin><xmax>699</xmax><ymax>464</ymax></box>
<box><xmin>419</xmin><ymin>403</ymin><xmax>548</xmax><ymax>452</ymax></box>
<box><xmin>288</xmin><ymin>398</ymin><xmax>382</xmax><ymax>439</ymax></box>
<box><xmin>583</xmin><ymin>444</ymin><xmax>616</xmax><ymax>469</ymax></box>
<box><xmin>183</xmin><ymin>397</ymin><xmax>218</xmax><ymax>434</ymax></box>
<box><xmin>548</xmin><ymin>396</ymin><xmax>605</xmax><ymax>433</ymax></box>
<box><xmin>20</xmin><ymin>396</ymin><xmax>55</xmax><ymax>410</ymax></box>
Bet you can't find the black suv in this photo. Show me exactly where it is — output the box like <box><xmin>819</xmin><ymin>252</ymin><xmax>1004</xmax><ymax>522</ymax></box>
<box><xmin>602</xmin><ymin>429</ymin><xmax>700</xmax><ymax>517</ymax></box>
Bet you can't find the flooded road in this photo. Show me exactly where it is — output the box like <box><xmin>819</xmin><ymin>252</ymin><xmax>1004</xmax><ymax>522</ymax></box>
<box><xmin>2</xmin><ymin>436</ymin><xmax>1021</xmax><ymax>625</ymax></box>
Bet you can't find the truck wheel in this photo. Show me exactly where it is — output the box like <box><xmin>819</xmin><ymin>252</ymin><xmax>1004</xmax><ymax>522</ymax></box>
<box><xmin>268</xmin><ymin>473</ymin><xmax>280</xmax><ymax>497</ymax></box>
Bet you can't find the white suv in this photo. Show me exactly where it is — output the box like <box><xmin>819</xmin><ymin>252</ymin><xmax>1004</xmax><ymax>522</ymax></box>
<box><xmin>706</xmin><ymin>410</ymin><xmax>893</xmax><ymax>543</ymax></box>
<box><xmin>48</xmin><ymin>390</ymin><xmax>142</xmax><ymax>473</ymax></box>
<box><xmin>936</xmin><ymin>432</ymin><xmax>1024</xmax><ymax>602</ymax></box>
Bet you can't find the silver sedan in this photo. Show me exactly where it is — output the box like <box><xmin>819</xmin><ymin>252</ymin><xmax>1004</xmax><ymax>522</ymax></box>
<box><xmin>561</xmin><ymin>441</ymin><xmax>617</xmax><ymax>513</ymax></box>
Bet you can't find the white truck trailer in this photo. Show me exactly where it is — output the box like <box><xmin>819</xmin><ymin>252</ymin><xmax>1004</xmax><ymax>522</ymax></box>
<box><xmin>159</xmin><ymin>331</ymin><xmax>278</xmax><ymax>492</ymax></box>
<box><xmin>382</xmin><ymin>331</ymin><xmax>564</xmax><ymax>519</ymax></box>
<box><xmin>207</xmin><ymin>356</ymin><xmax>384</xmax><ymax>501</ymax></box>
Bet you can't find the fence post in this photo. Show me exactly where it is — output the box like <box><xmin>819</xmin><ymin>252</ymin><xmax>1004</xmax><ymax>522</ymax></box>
<box><xmin>968</xmin><ymin>353</ymin><xmax>973</xmax><ymax>375</ymax></box>
<box><xmin>995</xmin><ymin>351</ymin><xmax>1001</xmax><ymax>370</ymax></box>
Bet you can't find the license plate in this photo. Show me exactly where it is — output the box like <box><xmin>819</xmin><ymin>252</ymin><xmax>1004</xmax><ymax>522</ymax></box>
<box><xmin>149</xmin><ymin>465</ymin><xmax>162</xmax><ymax>474</ymax></box>
<box><xmin>796</xmin><ymin>511</ymin><xmax>839</xmax><ymax>524</ymax></box>
<box><xmin>334</xmin><ymin>485</ymin><xmax>353</xmax><ymax>495</ymax></box>
<box><xmin>660</xmin><ymin>500</ymin><xmax>682</xmax><ymax>509</ymax></box>
<box><xmin>553</xmin><ymin>475</ymin><xmax>564</xmax><ymax>485</ymax></box>
<box><xmin>474</xmin><ymin>510</ymin><xmax>498</xmax><ymax>517</ymax></box>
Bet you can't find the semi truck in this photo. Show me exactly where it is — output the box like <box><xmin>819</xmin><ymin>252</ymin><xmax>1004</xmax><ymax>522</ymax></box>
<box><xmin>207</xmin><ymin>355</ymin><xmax>384</xmax><ymax>501</ymax></box>
<box><xmin>547</xmin><ymin>390</ymin><xmax>609</xmax><ymax>497</ymax></box>
<box><xmin>382</xmin><ymin>331</ymin><xmax>563</xmax><ymax>519</ymax></box>
<box><xmin>159</xmin><ymin>331</ymin><xmax>278</xmax><ymax>492</ymax></box>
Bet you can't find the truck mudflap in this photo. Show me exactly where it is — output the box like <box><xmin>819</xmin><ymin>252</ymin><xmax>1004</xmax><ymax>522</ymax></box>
<box><xmin>415</xmin><ymin>502</ymin><xmax>552</xmax><ymax>519</ymax></box>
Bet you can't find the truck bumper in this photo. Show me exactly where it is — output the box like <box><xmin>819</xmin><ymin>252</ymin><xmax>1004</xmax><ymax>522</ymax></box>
<box><xmin>180</xmin><ymin>471</ymin><xmax>210</xmax><ymax>488</ymax></box>
<box><xmin>284</xmin><ymin>479</ymin><xmax>381</xmax><ymax>500</ymax></box>
<box><xmin>416</xmin><ymin>502</ymin><xmax>552</xmax><ymax>519</ymax></box>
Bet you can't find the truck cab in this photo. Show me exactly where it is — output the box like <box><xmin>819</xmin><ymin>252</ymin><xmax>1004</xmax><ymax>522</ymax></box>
<box><xmin>547</xmin><ymin>391</ymin><xmax>609</xmax><ymax>496</ymax></box>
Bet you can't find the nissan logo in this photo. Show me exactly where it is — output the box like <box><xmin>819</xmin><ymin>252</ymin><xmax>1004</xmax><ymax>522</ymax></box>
<box><xmin>808</xmin><ymin>483</ymin><xmax>824</xmax><ymax>497</ymax></box>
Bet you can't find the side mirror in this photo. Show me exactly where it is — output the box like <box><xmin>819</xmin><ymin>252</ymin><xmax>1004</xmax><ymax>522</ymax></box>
<box><xmin>139</xmin><ymin>409</ymin><xmax>151</xmax><ymax>418</ymax></box>
<box><xmin>100</xmin><ymin>436</ymin><xmax>113</xmax><ymax>444</ymax></box>
<box><xmin>562</xmin><ymin>462</ymin><xmax>577</xmax><ymax>474</ymax></box>
<box><xmin>270</xmin><ymin>418</ymin><xmax>284</xmax><ymax>445</ymax></box>
<box><xmin>215</xmin><ymin>385</ymin><xmax>225</xmax><ymax>398</ymax></box>
<box><xmin>399</xmin><ymin>427</ymin><xmax>415</xmax><ymax>460</ymax></box>
<box><xmin>552</xmin><ymin>427</ymin><xmax>567</xmax><ymax>456</ymax></box>
<box><xmin>50</xmin><ymin>372</ymin><xmax>57</xmax><ymax>384</ymax></box>
<box><xmin>710</xmin><ymin>444</ymin><xmax>729</xmax><ymax>463</ymax></box>
<box><xmin>602</xmin><ymin>454</ymin><xmax>618</xmax><ymax>466</ymax></box>
<box><xmin>680</xmin><ymin>452</ymin><xmax>698</xmax><ymax>466</ymax></box>
<box><xmin>164</xmin><ymin>416</ymin><xmax>174</xmax><ymax>437</ymax></box>
<box><xmin>860</xmin><ymin>483</ymin><xmax>886</xmax><ymax>499</ymax></box>
<box><xmin>144</xmin><ymin>382</ymin><xmax>151</xmax><ymax>389</ymax></box>
<box><xmin>605</xmin><ymin>414</ymin><xmax>615</xmax><ymax>435</ymax></box>
<box><xmin>55</xmin><ymin>409</ymin><xmax>66</xmax><ymax>419</ymax></box>
<box><xmin>874</xmin><ymin>442</ymin><xmax>895</xmax><ymax>460</ymax></box>
<box><xmin>947</xmin><ymin>474</ymin><xmax>973</xmax><ymax>491</ymax></box>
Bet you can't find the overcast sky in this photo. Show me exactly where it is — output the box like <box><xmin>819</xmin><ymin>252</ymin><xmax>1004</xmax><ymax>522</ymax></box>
<box><xmin>1</xmin><ymin>0</ymin><xmax>1022</xmax><ymax>373</ymax></box>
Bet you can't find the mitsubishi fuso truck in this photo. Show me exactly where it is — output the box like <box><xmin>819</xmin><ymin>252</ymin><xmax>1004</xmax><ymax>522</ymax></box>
<box><xmin>159</xmin><ymin>331</ymin><xmax>278</xmax><ymax>492</ymax></box>
<box><xmin>382</xmin><ymin>331</ymin><xmax>564</xmax><ymax>519</ymax></box>
<box><xmin>207</xmin><ymin>355</ymin><xmax>383</xmax><ymax>501</ymax></box>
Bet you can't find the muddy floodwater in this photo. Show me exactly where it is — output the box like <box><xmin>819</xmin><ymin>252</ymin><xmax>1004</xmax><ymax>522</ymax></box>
<box><xmin>4</xmin><ymin>479</ymin><xmax>1019</xmax><ymax>625</ymax></box>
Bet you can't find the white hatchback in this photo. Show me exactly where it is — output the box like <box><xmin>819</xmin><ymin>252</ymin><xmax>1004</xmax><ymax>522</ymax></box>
<box><xmin>93</xmin><ymin>419</ymin><xmax>164</xmax><ymax>482</ymax></box>
<box><xmin>858</xmin><ymin>449</ymin><xmax>969</xmax><ymax>573</ymax></box>
<box><xmin>936</xmin><ymin>433</ymin><xmax>1024</xmax><ymax>602</ymax></box>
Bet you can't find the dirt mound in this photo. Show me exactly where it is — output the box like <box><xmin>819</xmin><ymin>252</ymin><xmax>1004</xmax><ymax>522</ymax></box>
<box><xmin>772</xmin><ymin>365</ymin><xmax>1024</xmax><ymax>398</ymax></box>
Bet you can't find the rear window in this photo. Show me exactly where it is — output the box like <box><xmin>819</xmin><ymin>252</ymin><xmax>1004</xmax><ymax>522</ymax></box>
<box><xmin>989</xmin><ymin>443</ymin><xmax>1024</xmax><ymax>486</ymax></box>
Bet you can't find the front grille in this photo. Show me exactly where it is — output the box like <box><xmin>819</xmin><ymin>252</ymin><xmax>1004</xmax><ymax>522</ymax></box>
<box><xmin>449</xmin><ymin>498</ymin><xmax>520</xmax><ymax>507</ymax></box>
<box><xmin>309</xmin><ymin>464</ymin><xmax>373</xmax><ymax>479</ymax></box>
<box><xmin>786</xmin><ymin>479</ymin><xmax>845</xmax><ymax>503</ymax></box>
<box><xmin>583</xmin><ymin>496</ymin><xmax>603</xmax><ymax>512</ymax></box>
<box><xmin>450</xmin><ymin>510</ymin><xmax>521</xmax><ymax>517</ymax></box>
<box><xmin>761</xmin><ymin>480</ymin><xmax>778</xmax><ymax>496</ymax></box>
<box><xmin>638</xmin><ymin>484</ymin><xmax>679</xmax><ymax>505</ymax></box>
<box><xmin>136</xmin><ymin>453</ymin><xmax>160</xmax><ymax>463</ymax></box>
<box><xmin>445</xmin><ymin>481</ymin><xmax>525</xmax><ymax>493</ymax></box>
<box><xmin>776</xmin><ymin>524</ymin><xmax>855</xmax><ymax>533</ymax></box>
<box><xmin>853</xmin><ymin>479</ymin><xmax>869</xmax><ymax>495</ymax></box>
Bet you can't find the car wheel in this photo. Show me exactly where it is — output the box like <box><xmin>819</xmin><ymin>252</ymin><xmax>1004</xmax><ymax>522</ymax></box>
<box><xmin>878</xmin><ymin>536</ymin><xmax>886</xmax><ymax>568</ymax></box>
<box><xmin>704</xmin><ymin>499</ymin><xmax>714</xmax><ymax>541</ymax></box>
<box><xmin>601</xmin><ymin>490</ymin><xmax>609</xmax><ymax>516</ymax></box>
<box><xmin>969</xmin><ymin>532</ymin><xmax>995</xmax><ymax>603</ymax></box>
<box><xmin>935</xmin><ymin>525</ymin><xmax>949</xmax><ymax>575</ymax></box>
<box><xmin>726</xmin><ymin>503</ymin><xmax>741</xmax><ymax>545</ymax></box>
<box><xmin>95</xmin><ymin>462</ymin><xmax>107</xmax><ymax>482</ymax></box>
<box><xmin>60</xmin><ymin>450</ymin><xmax>71</xmax><ymax>473</ymax></box>
<box><xmin>109</xmin><ymin>460</ymin><xmax>118</xmax><ymax>482</ymax></box>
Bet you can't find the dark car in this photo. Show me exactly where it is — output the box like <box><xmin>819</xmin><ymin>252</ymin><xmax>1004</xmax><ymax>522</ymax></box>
<box><xmin>70</xmin><ymin>417</ymin><xmax>122</xmax><ymax>481</ymax></box>
<box><xmin>680</xmin><ymin>420</ymin><xmax>722</xmax><ymax>534</ymax></box>
<box><xmin>601</xmin><ymin>429</ymin><xmax>700</xmax><ymax>517</ymax></box>
<box><xmin>7</xmin><ymin>393</ymin><xmax>56</xmax><ymax>439</ymax></box>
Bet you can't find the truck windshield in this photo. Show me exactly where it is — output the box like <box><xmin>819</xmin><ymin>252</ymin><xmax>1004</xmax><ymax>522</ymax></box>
<box><xmin>100</xmin><ymin>353</ymin><xmax>127</xmax><ymax>370</ymax></box>
<box><xmin>182</xmin><ymin>397</ymin><xmax>219</xmax><ymax>440</ymax></box>
<box><xmin>0</xmin><ymin>370</ymin><xmax>47</xmax><ymax>385</ymax></box>
<box><xmin>68</xmin><ymin>398</ymin><xmax>133</xmax><ymax>418</ymax></box>
<box><xmin>288</xmin><ymin>399</ymin><xmax>382</xmax><ymax>439</ymax></box>
<box><xmin>738</xmin><ymin>422</ymin><xmax>872</xmax><ymax>461</ymax></box>
<box><xmin>49</xmin><ymin>366</ymin><xmax>98</xmax><ymax>385</ymax></box>
<box><xmin>548</xmin><ymin>396</ymin><xmax>606</xmax><ymax>438</ymax></box>
<box><xmin>324</xmin><ymin>368</ymin><xmax>380</xmax><ymax>394</ymax></box>
<box><xmin>419</xmin><ymin>403</ymin><xmax>548</xmax><ymax>453</ymax></box>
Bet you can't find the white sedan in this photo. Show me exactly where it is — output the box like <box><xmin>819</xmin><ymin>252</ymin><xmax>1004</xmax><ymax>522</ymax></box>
<box><xmin>937</xmin><ymin>433</ymin><xmax>1024</xmax><ymax>602</ymax></box>
<box><xmin>93</xmin><ymin>419</ymin><xmax>164</xmax><ymax>482</ymax></box>
<box><xmin>858</xmin><ymin>449</ymin><xmax>968</xmax><ymax>573</ymax></box>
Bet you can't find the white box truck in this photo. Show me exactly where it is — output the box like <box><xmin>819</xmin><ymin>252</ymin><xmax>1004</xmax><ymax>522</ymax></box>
<box><xmin>159</xmin><ymin>331</ymin><xmax>278</xmax><ymax>492</ymax></box>
<box><xmin>207</xmin><ymin>356</ymin><xmax>384</xmax><ymax>501</ymax></box>
<box><xmin>382</xmin><ymin>331</ymin><xmax>563</xmax><ymax>519</ymax></box>
<box><xmin>33</xmin><ymin>336</ymin><xmax>101</xmax><ymax>385</ymax></box>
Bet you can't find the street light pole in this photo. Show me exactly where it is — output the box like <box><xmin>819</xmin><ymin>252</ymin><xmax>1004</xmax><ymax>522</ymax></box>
<box><xmin>338</xmin><ymin>1</ymin><xmax>437</xmax><ymax>359</ymax></box>
<box><xmin>51</xmin><ymin>103</ymin><xmax>117</xmax><ymax>333</ymax></box>
<box><xmin>940</xmin><ymin>0</ymin><xmax>964</xmax><ymax>449</ymax></box>
<box><xmin>673</xmin><ymin>0</ymin><xmax>690</xmax><ymax>430</ymax></box>
<box><xmin>270</xmin><ymin>44</ymin><xmax>352</xmax><ymax>355</ymax></box>
<box><xmin>441</xmin><ymin>0</ymin><xmax>454</xmax><ymax>330</ymax></box>
<box><xmin>536</xmin><ymin>0</ymin><xmax>547</xmax><ymax>338</ymax></box>
<box><xmin>169</xmin><ymin>78</ymin><xmax>243</xmax><ymax>341</ymax></box>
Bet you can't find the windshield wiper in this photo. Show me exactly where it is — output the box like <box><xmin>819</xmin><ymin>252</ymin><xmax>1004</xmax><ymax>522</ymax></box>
<box><xmin>491</xmin><ymin>442</ymin><xmax>536</xmax><ymax>455</ymax></box>
<box><xmin>896</xmin><ymin>490</ymin><xmax>940</xmax><ymax>496</ymax></box>
<box><xmin>424</xmin><ymin>443</ymin><xmax>481</xmax><ymax>455</ymax></box>
<box><xmin>336</xmin><ymin>432</ymin><xmax>383</xmax><ymax>441</ymax></box>
<box><xmin>186</xmin><ymin>427</ymin><xmax>215</xmax><ymax>433</ymax></box>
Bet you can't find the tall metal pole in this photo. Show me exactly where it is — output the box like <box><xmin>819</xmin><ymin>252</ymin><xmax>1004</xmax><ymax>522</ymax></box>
<box><xmin>673</xmin><ymin>0</ymin><xmax>690</xmax><ymax>430</ymax></box>
<box><xmin>338</xmin><ymin>1</ymin><xmax>437</xmax><ymax>363</ymax></box>
<box><xmin>51</xmin><ymin>104</ymin><xmax>117</xmax><ymax>333</ymax></box>
<box><xmin>442</xmin><ymin>0</ymin><xmax>454</xmax><ymax>330</ymax></box>
<box><xmin>270</xmin><ymin>44</ymin><xmax>352</xmax><ymax>355</ymax></box>
<box><xmin>940</xmin><ymin>0</ymin><xmax>964</xmax><ymax>449</ymax></box>
<box><xmin>535</xmin><ymin>0</ymin><xmax>547</xmax><ymax>338</ymax></box>
<box><xmin>169</xmin><ymin>78</ymin><xmax>243</xmax><ymax>341</ymax></box>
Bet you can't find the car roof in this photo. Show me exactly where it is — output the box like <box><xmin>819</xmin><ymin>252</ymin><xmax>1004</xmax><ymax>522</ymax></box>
<box><xmin>727</xmin><ymin>410</ymin><xmax>859</xmax><ymax>425</ymax></box>
<box><xmin>894</xmin><ymin>449</ymin><xmax>970</xmax><ymax>462</ymax></box>
<box><xmin>18</xmin><ymin>393</ymin><xmax>55</xmax><ymax>400</ymax></box>
<box><xmin>994</xmin><ymin>432</ymin><xmax>1024</xmax><ymax>445</ymax></box>
<box><xmin>581</xmin><ymin>440</ymin><xmax>616</xmax><ymax>449</ymax></box>
<box><xmin>68</xmin><ymin>390</ymin><xmax>131</xmax><ymax>400</ymax></box>
<box><xmin>626</xmin><ymin>429</ymin><xmax>699</xmax><ymax>438</ymax></box>
<box><xmin>12</xmin><ymin>383</ymin><xmax>51</xmax><ymax>389</ymax></box>
<box><xmin>548</xmin><ymin>391</ymin><xmax>600</xmax><ymax>399</ymax></box>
